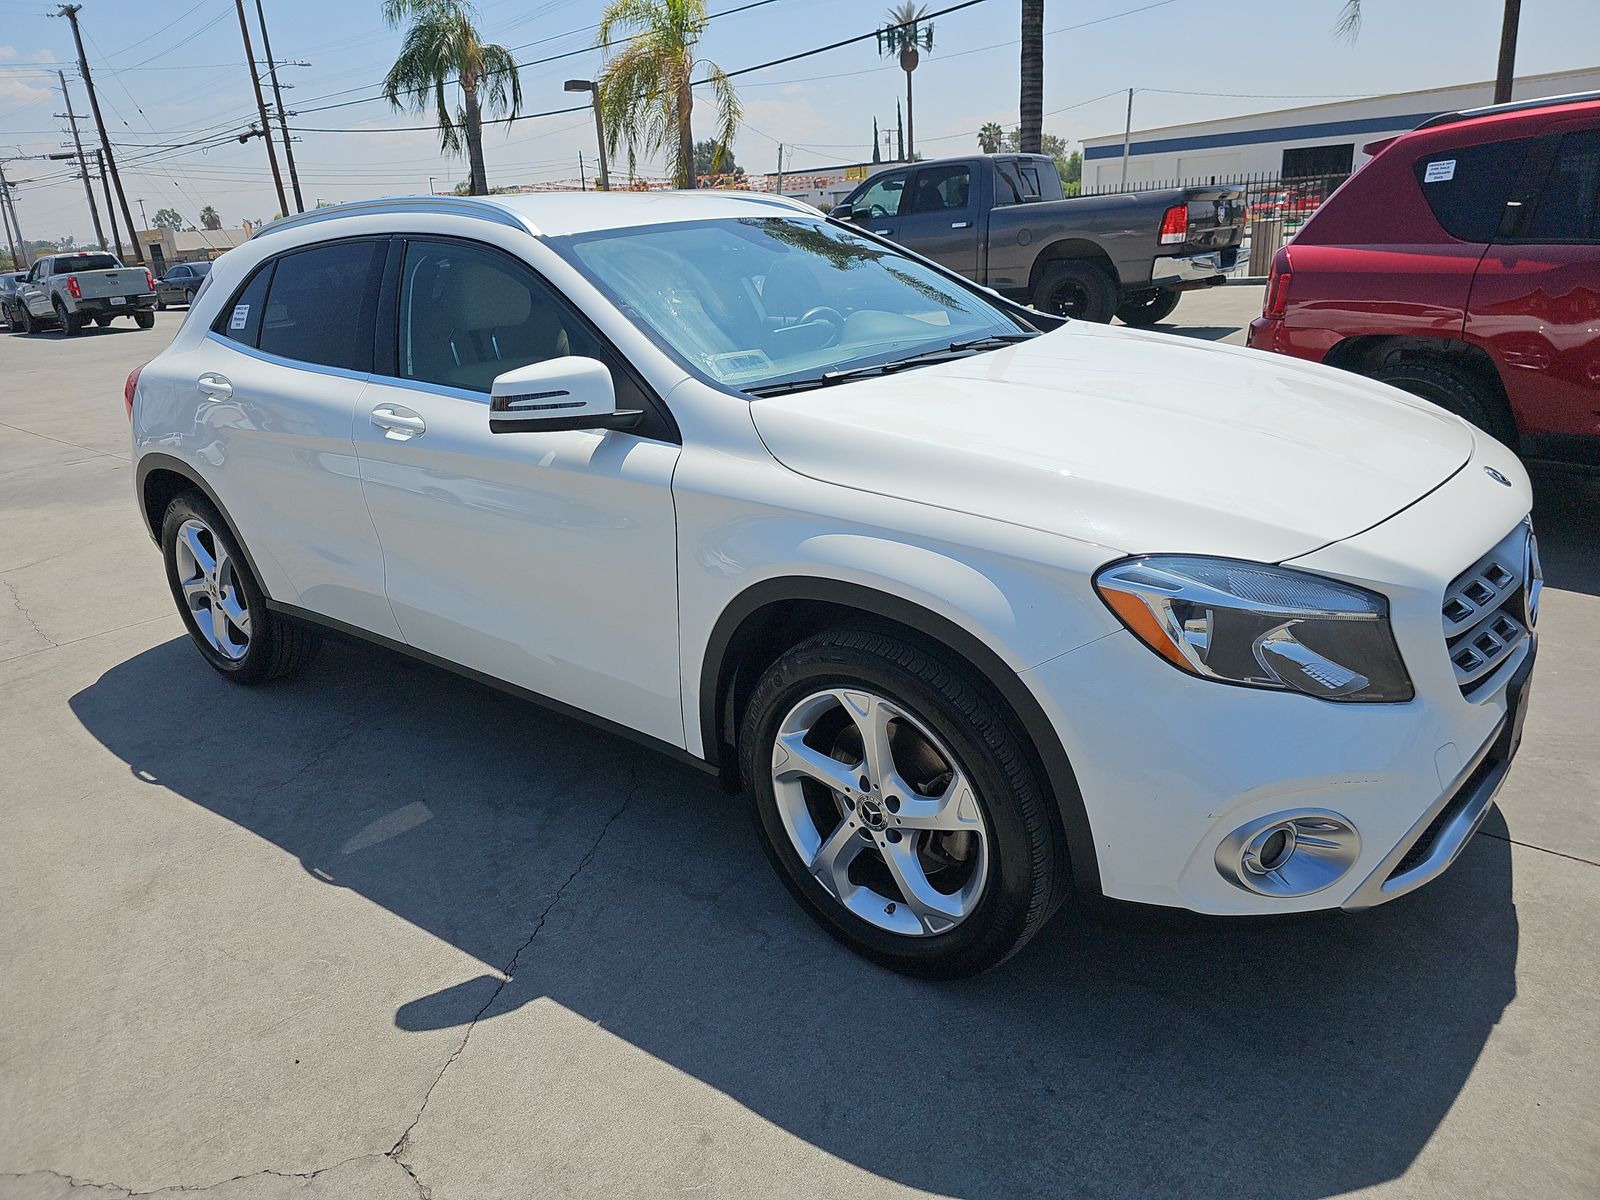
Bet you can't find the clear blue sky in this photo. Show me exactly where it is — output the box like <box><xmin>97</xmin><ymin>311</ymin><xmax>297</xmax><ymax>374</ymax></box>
<box><xmin>2</xmin><ymin>0</ymin><xmax>1598</xmax><ymax>246</ymax></box>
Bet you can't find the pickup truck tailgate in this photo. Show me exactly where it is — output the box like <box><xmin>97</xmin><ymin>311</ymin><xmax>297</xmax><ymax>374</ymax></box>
<box><xmin>1180</xmin><ymin>187</ymin><xmax>1244</xmax><ymax>250</ymax></box>
<box><xmin>70</xmin><ymin>268</ymin><xmax>147</xmax><ymax>299</ymax></box>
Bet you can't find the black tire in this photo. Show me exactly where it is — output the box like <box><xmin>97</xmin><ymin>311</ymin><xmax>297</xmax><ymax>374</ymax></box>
<box><xmin>18</xmin><ymin>304</ymin><xmax>35</xmax><ymax>335</ymax></box>
<box><xmin>1032</xmin><ymin>260</ymin><xmax>1118</xmax><ymax>323</ymax></box>
<box><xmin>160</xmin><ymin>492</ymin><xmax>321</xmax><ymax>685</ymax></box>
<box><xmin>3</xmin><ymin>304</ymin><xmax>18</xmax><ymax>333</ymax></box>
<box><xmin>740</xmin><ymin>627</ymin><xmax>1066</xmax><ymax>978</ymax></box>
<box><xmin>1115</xmin><ymin>287</ymin><xmax>1182</xmax><ymax>327</ymax></box>
<box><xmin>135</xmin><ymin>310</ymin><xmax>155</xmax><ymax>330</ymax></box>
<box><xmin>184</xmin><ymin>288</ymin><xmax>196</xmax><ymax>307</ymax></box>
<box><xmin>1367</xmin><ymin>359</ymin><xmax>1517</xmax><ymax>446</ymax></box>
<box><xmin>53</xmin><ymin>299</ymin><xmax>81</xmax><ymax>336</ymax></box>
<box><xmin>157</xmin><ymin>296</ymin><xmax>168</xmax><ymax>312</ymax></box>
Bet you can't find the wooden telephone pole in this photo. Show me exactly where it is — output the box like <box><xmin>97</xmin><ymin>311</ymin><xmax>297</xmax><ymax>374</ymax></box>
<box><xmin>233</xmin><ymin>0</ymin><xmax>289</xmax><ymax>216</ymax></box>
<box><xmin>57</xmin><ymin>69</ymin><xmax>107</xmax><ymax>251</ymax></box>
<box><xmin>56</xmin><ymin>5</ymin><xmax>144</xmax><ymax>265</ymax></box>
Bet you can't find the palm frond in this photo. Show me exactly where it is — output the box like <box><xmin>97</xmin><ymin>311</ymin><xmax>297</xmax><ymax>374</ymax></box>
<box><xmin>1333</xmin><ymin>0</ymin><xmax>1362</xmax><ymax>42</ymax></box>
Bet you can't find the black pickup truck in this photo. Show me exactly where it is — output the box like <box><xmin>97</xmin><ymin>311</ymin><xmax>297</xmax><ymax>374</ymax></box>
<box><xmin>833</xmin><ymin>154</ymin><xmax>1244</xmax><ymax>326</ymax></box>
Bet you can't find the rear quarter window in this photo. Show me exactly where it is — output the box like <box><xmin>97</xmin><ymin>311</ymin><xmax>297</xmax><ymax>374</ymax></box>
<box><xmin>212</xmin><ymin>262</ymin><xmax>273</xmax><ymax>348</ymax></box>
<box><xmin>1414</xmin><ymin>139</ymin><xmax>1530</xmax><ymax>242</ymax></box>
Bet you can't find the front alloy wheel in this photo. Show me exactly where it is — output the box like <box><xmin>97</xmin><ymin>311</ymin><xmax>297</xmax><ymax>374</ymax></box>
<box><xmin>743</xmin><ymin>628</ymin><xmax>1065</xmax><ymax>977</ymax></box>
<box><xmin>771</xmin><ymin>688</ymin><xmax>990</xmax><ymax>937</ymax></box>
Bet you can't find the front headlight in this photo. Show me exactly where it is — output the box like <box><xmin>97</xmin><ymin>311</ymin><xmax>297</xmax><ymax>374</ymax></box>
<box><xmin>1093</xmin><ymin>556</ymin><xmax>1413</xmax><ymax>703</ymax></box>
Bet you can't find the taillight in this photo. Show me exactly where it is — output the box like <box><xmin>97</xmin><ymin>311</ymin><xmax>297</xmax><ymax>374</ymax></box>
<box><xmin>145</xmin><ymin>270</ymin><xmax>156</xmax><ymax>292</ymax></box>
<box><xmin>1158</xmin><ymin>203</ymin><xmax>1189</xmax><ymax>245</ymax></box>
<box><xmin>124</xmin><ymin>361</ymin><xmax>147</xmax><ymax>421</ymax></box>
<box><xmin>66</xmin><ymin>275</ymin><xmax>82</xmax><ymax>299</ymax></box>
<box><xmin>1263</xmin><ymin>248</ymin><xmax>1294</xmax><ymax>319</ymax></box>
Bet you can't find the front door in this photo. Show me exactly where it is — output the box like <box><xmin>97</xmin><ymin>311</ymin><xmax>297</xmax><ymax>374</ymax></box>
<box><xmin>1468</xmin><ymin>125</ymin><xmax>1600</xmax><ymax>450</ymax></box>
<box><xmin>352</xmin><ymin>237</ymin><xmax>685</xmax><ymax>746</ymax></box>
<box><xmin>894</xmin><ymin>163</ymin><xmax>982</xmax><ymax>279</ymax></box>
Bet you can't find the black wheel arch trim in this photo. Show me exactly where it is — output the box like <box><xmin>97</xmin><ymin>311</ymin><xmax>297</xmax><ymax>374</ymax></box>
<box><xmin>699</xmin><ymin>575</ymin><xmax>1102</xmax><ymax>895</ymax></box>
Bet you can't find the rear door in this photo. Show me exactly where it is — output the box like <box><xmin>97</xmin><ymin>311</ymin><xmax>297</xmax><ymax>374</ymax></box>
<box><xmin>1467</xmin><ymin>125</ymin><xmax>1600</xmax><ymax>450</ymax></box>
<box><xmin>894</xmin><ymin>162</ymin><xmax>982</xmax><ymax>279</ymax></box>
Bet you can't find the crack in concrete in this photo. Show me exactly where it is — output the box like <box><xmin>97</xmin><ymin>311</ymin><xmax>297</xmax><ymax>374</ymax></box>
<box><xmin>1478</xmin><ymin>827</ymin><xmax>1600</xmax><ymax>869</ymax></box>
<box><xmin>385</xmin><ymin>767</ymin><xmax>643</xmax><ymax>1182</ymax></box>
<box><xmin>4</xmin><ymin>578</ymin><xmax>57</xmax><ymax>648</ymax></box>
<box><xmin>0</xmin><ymin>1152</ymin><xmax>426</xmax><ymax>1196</ymax></box>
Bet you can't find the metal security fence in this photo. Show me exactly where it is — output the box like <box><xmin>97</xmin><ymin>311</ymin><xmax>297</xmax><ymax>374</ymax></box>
<box><xmin>1078</xmin><ymin>170</ymin><xmax>1353</xmax><ymax>276</ymax></box>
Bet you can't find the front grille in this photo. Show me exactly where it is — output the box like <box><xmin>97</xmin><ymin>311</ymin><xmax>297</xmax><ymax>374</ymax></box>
<box><xmin>1442</xmin><ymin>522</ymin><xmax>1536</xmax><ymax>699</ymax></box>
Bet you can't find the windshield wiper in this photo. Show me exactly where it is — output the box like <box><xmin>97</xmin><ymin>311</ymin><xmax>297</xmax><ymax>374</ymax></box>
<box><xmin>746</xmin><ymin>331</ymin><xmax>1040</xmax><ymax>398</ymax></box>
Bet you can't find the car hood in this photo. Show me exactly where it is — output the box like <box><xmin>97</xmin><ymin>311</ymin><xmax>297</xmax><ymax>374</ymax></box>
<box><xmin>748</xmin><ymin>321</ymin><xmax>1475</xmax><ymax>563</ymax></box>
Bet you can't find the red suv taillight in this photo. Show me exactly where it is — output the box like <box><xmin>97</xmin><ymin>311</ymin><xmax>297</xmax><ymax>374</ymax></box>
<box><xmin>1158</xmin><ymin>203</ymin><xmax>1189</xmax><ymax>245</ymax></box>
<box><xmin>145</xmin><ymin>270</ymin><xmax>156</xmax><ymax>292</ymax></box>
<box><xmin>66</xmin><ymin>275</ymin><xmax>82</xmax><ymax>299</ymax></box>
<box><xmin>1263</xmin><ymin>248</ymin><xmax>1294</xmax><ymax>319</ymax></box>
<box><xmin>124</xmin><ymin>361</ymin><xmax>148</xmax><ymax>421</ymax></box>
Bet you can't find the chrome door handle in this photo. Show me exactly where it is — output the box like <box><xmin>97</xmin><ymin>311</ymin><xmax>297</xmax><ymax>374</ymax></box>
<box><xmin>196</xmin><ymin>373</ymin><xmax>233</xmax><ymax>400</ymax></box>
<box><xmin>371</xmin><ymin>404</ymin><xmax>425</xmax><ymax>440</ymax></box>
<box><xmin>951</xmin><ymin>220</ymin><xmax>971</xmax><ymax>229</ymax></box>
<box><xmin>871</xmin><ymin>229</ymin><xmax>892</xmax><ymax>235</ymax></box>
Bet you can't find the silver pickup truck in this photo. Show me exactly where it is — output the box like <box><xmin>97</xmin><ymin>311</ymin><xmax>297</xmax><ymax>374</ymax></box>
<box><xmin>15</xmin><ymin>252</ymin><xmax>158</xmax><ymax>335</ymax></box>
<box><xmin>833</xmin><ymin>154</ymin><xmax>1244</xmax><ymax>326</ymax></box>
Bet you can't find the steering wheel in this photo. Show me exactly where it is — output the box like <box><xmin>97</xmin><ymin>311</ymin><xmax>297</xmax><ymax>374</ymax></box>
<box><xmin>797</xmin><ymin>306</ymin><xmax>845</xmax><ymax>345</ymax></box>
<box><xmin>867</xmin><ymin>203</ymin><xmax>889</xmax><ymax>219</ymax></box>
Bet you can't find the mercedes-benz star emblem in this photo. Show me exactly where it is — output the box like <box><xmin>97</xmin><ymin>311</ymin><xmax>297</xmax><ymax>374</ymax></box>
<box><xmin>1484</xmin><ymin>466</ymin><xmax>1512</xmax><ymax>487</ymax></box>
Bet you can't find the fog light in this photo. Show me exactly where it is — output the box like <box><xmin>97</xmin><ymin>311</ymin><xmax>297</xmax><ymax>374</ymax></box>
<box><xmin>1216</xmin><ymin>811</ymin><xmax>1360</xmax><ymax>897</ymax></box>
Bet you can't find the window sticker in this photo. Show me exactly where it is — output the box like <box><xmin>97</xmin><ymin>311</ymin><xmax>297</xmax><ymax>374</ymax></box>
<box><xmin>229</xmin><ymin>304</ymin><xmax>250</xmax><ymax>331</ymax></box>
<box><xmin>1423</xmin><ymin>159</ymin><xmax>1457</xmax><ymax>183</ymax></box>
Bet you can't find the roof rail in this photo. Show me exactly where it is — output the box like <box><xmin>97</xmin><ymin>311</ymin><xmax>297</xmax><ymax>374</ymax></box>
<box><xmin>251</xmin><ymin>196</ymin><xmax>531</xmax><ymax>240</ymax></box>
<box><xmin>1415</xmin><ymin>90</ymin><xmax>1600</xmax><ymax>131</ymax></box>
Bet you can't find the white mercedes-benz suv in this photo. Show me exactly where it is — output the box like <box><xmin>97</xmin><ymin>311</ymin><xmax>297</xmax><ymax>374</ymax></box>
<box><xmin>128</xmin><ymin>192</ymin><xmax>1538</xmax><ymax>977</ymax></box>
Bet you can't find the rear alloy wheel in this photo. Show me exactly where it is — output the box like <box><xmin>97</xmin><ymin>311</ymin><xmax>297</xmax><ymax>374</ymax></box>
<box><xmin>1115</xmin><ymin>287</ymin><xmax>1182</xmax><ymax>327</ymax></box>
<box><xmin>1033</xmin><ymin>260</ymin><xmax>1118</xmax><ymax>323</ymax></box>
<box><xmin>1368</xmin><ymin>359</ymin><xmax>1517</xmax><ymax>447</ymax></box>
<box><xmin>161</xmin><ymin>493</ymin><xmax>321</xmax><ymax>684</ymax></box>
<box><xmin>53</xmin><ymin>299</ymin><xmax>81</xmax><ymax>336</ymax></box>
<box><xmin>743</xmin><ymin>628</ymin><xmax>1064</xmax><ymax>977</ymax></box>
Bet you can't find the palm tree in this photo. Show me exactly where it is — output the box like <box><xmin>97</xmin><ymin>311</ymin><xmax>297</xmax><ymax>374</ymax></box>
<box><xmin>382</xmin><ymin>0</ymin><xmax>522</xmax><ymax>196</ymax></box>
<box><xmin>597</xmin><ymin>0</ymin><xmax>740</xmax><ymax>190</ymax></box>
<box><xmin>198</xmin><ymin>205</ymin><xmax>221</xmax><ymax>230</ymax></box>
<box><xmin>1019</xmin><ymin>0</ymin><xmax>1043</xmax><ymax>153</ymax></box>
<box><xmin>878</xmin><ymin>4</ymin><xmax>933</xmax><ymax>161</ymax></box>
<box><xmin>977</xmin><ymin>121</ymin><xmax>1004</xmax><ymax>154</ymax></box>
<box><xmin>1337</xmin><ymin>1</ymin><xmax>1521</xmax><ymax>103</ymax></box>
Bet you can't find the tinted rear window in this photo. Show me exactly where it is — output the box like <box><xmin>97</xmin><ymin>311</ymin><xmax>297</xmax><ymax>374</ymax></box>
<box><xmin>1414</xmin><ymin>139</ymin><xmax>1530</xmax><ymax>241</ymax></box>
<box><xmin>256</xmin><ymin>240</ymin><xmax>383</xmax><ymax>372</ymax></box>
<box><xmin>55</xmin><ymin>253</ymin><xmax>122</xmax><ymax>272</ymax></box>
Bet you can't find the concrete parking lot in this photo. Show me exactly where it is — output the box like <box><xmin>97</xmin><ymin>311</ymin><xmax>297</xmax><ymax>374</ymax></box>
<box><xmin>2</xmin><ymin>292</ymin><xmax>1597</xmax><ymax>1199</ymax></box>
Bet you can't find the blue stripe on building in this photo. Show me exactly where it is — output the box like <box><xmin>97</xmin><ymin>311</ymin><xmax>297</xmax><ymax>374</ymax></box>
<box><xmin>1082</xmin><ymin>109</ymin><xmax>1445</xmax><ymax>160</ymax></box>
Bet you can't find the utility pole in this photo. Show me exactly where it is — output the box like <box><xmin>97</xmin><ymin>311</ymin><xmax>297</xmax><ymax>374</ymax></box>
<box><xmin>0</xmin><ymin>169</ymin><xmax>20</xmax><ymax>268</ymax></box>
<box><xmin>233</xmin><ymin>0</ymin><xmax>288</xmax><ymax>215</ymax></box>
<box><xmin>0</xmin><ymin>163</ymin><xmax>28</xmax><ymax>268</ymax></box>
<box><xmin>57</xmin><ymin>69</ymin><xmax>107</xmax><ymax>250</ymax></box>
<box><xmin>1493</xmin><ymin>0</ymin><xmax>1522</xmax><ymax>104</ymax></box>
<box><xmin>579</xmin><ymin>151</ymin><xmax>587</xmax><ymax>191</ymax></box>
<box><xmin>775</xmin><ymin>144</ymin><xmax>784</xmax><ymax>196</ymax></box>
<box><xmin>94</xmin><ymin>150</ymin><xmax>124</xmax><ymax>259</ymax></box>
<box><xmin>138</xmin><ymin>198</ymin><xmax>149</xmax><ymax>230</ymax></box>
<box><xmin>57</xmin><ymin>4</ymin><xmax>143</xmax><ymax>265</ymax></box>
<box><xmin>1119</xmin><ymin>88</ymin><xmax>1135</xmax><ymax>191</ymax></box>
<box><xmin>253</xmin><ymin>0</ymin><xmax>304</xmax><ymax>212</ymax></box>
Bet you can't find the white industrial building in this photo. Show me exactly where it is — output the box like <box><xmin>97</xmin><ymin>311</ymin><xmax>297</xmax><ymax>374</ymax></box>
<box><xmin>1081</xmin><ymin>66</ymin><xmax>1600</xmax><ymax>187</ymax></box>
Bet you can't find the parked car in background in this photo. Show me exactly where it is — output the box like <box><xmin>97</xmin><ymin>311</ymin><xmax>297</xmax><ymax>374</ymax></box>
<box><xmin>833</xmin><ymin>154</ymin><xmax>1245</xmax><ymax>326</ymax></box>
<box><xmin>130</xmin><ymin>192</ymin><xmax>1535</xmax><ymax>977</ymax></box>
<box><xmin>15</xmin><ymin>251</ymin><xmax>157</xmax><ymax>334</ymax></box>
<box><xmin>0</xmin><ymin>271</ymin><xmax>25</xmax><ymax>331</ymax></box>
<box><xmin>156</xmin><ymin>261</ymin><xmax>212</xmax><ymax>310</ymax></box>
<box><xmin>1249</xmin><ymin>92</ymin><xmax>1600</xmax><ymax>465</ymax></box>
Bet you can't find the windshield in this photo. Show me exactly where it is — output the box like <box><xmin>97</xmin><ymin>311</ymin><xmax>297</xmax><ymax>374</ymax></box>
<box><xmin>549</xmin><ymin>217</ymin><xmax>1029</xmax><ymax>394</ymax></box>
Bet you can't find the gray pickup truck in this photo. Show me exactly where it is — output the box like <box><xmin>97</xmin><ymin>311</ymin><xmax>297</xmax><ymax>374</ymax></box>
<box><xmin>833</xmin><ymin>154</ymin><xmax>1244</xmax><ymax>325</ymax></box>
<box><xmin>15</xmin><ymin>252</ymin><xmax>157</xmax><ymax>335</ymax></box>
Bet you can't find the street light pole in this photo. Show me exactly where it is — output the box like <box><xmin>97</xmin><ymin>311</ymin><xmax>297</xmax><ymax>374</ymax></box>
<box><xmin>564</xmin><ymin>80</ymin><xmax>610</xmax><ymax>191</ymax></box>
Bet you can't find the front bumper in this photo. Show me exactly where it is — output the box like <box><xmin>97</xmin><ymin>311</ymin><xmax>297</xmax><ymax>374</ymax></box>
<box><xmin>1149</xmin><ymin>246</ymin><xmax>1238</xmax><ymax>289</ymax></box>
<box><xmin>1020</xmin><ymin>439</ymin><xmax>1535</xmax><ymax>915</ymax></box>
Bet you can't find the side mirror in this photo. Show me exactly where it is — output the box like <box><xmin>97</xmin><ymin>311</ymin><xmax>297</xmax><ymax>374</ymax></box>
<box><xmin>488</xmin><ymin>356</ymin><xmax>643</xmax><ymax>435</ymax></box>
<box><xmin>831</xmin><ymin>202</ymin><xmax>855</xmax><ymax>222</ymax></box>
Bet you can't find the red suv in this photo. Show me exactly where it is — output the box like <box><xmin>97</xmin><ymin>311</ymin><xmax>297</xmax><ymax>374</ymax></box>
<box><xmin>1249</xmin><ymin>92</ymin><xmax>1600</xmax><ymax>464</ymax></box>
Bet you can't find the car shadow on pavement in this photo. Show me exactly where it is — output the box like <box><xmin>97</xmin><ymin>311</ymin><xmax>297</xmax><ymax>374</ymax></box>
<box><xmin>71</xmin><ymin>631</ymin><xmax>1519</xmax><ymax>1199</ymax></box>
<box><xmin>1530</xmin><ymin>463</ymin><xmax>1600</xmax><ymax>597</ymax></box>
